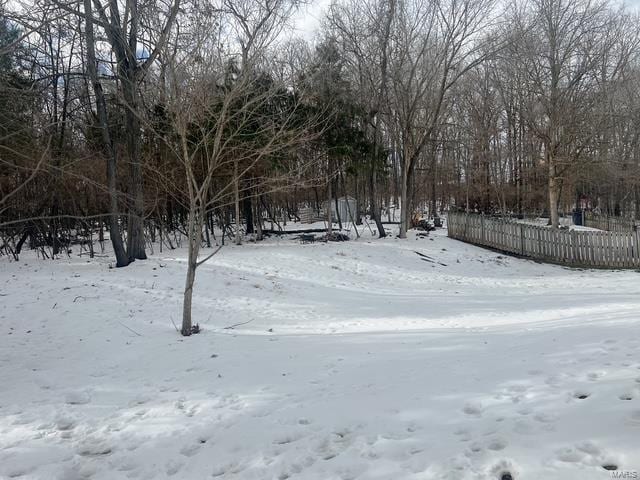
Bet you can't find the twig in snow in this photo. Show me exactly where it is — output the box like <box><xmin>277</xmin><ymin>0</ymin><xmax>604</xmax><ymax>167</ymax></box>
<box><xmin>223</xmin><ymin>319</ymin><xmax>253</xmax><ymax>330</ymax></box>
<box><xmin>73</xmin><ymin>296</ymin><xmax>84</xmax><ymax>302</ymax></box>
<box><xmin>118</xmin><ymin>322</ymin><xmax>142</xmax><ymax>336</ymax></box>
<box><xmin>170</xmin><ymin>317</ymin><xmax>180</xmax><ymax>333</ymax></box>
<box><xmin>414</xmin><ymin>251</ymin><xmax>447</xmax><ymax>267</ymax></box>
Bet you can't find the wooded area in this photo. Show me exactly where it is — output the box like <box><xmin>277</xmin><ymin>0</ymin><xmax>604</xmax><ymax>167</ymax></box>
<box><xmin>2</xmin><ymin>0</ymin><xmax>640</xmax><ymax>332</ymax></box>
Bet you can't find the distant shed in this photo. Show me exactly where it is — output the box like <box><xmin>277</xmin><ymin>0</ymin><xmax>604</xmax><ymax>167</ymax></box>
<box><xmin>331</xmin><ymin>196</ymin><xmax>357</xmax><ymax>223</ymax></box>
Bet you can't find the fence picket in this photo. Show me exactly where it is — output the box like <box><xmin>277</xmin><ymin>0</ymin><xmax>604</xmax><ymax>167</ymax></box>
<box><xmin>446</xmin><ymin>212</ymin><xmax>640</xmax><ymax>270</ymax></box>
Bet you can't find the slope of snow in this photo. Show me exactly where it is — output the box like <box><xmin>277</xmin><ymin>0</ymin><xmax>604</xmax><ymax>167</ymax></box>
<box><xmin>1</xmin><ymin>227</ymin><xmax>640</xmax><ymax>479</ymax></box>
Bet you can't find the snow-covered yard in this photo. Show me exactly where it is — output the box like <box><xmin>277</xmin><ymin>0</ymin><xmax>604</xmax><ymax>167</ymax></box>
<box><xmin>1</xmin><ymin>228</ymin><xmax>640</xmax><ymax>479</ymax></box>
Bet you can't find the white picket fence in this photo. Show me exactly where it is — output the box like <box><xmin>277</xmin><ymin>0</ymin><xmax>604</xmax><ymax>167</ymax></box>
<box><xmin>447</xmin><ymin>211</ymin><xmax>640</xmax><ymax>269</ymax></box>
<box><xmin>583</xmin><ymin>212</ymin><xmax>639</xmax><ymax>233</ymax></box>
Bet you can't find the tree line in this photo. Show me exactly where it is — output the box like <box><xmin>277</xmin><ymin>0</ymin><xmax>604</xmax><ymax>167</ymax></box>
<box><xmin>1</xmin><ymin>0</ymin><xmax>639</xmax><ymax>331</ymax></box>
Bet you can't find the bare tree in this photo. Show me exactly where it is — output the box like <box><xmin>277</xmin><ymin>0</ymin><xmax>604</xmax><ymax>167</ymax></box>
<box><xmin>159</xmin><ymin>0</ymin><xmax>322</xmax><ymax>335</ymax></box>
<box><xmin>511</xmin><ymin>0</ymin><xmax>630</xmax><ymax>227</ymax></box>
<box><xmin>389</xmin><ymin>0</ymin><xmax>496</xmax><ymax>237</ymax></box>
<box><xmin>328</xmin><ymin>0</ymin><xmax>396</xmax><ymax>238</ymax></box>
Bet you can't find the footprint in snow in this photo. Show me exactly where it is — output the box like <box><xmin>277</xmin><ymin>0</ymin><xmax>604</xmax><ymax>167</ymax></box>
<box><xmin>128</xmin><ymin>394</ymin><xmax>152</xmax><ymax>406</ymax></box>
<box><xmin>555</xmin><ymin>446</ymin><xmax>586</xmax><ymax>463</ymax></box>
<box><xmin>587</xmin><ymin>370</ymin><xmax>606</xmax><ymax>381</ymax></box>
<box><xmin>576</xmin><ymin>441</ymin><xmax>602</xmax><ymax>456</ymax></box>
<box><xmin>467</xmin><ymin>443</ymin><xmax>483</xmax><ymax>454</ymax></box>
<box><xmin>545</xmin><ymin>374</ymin><xmax>566</xmax><ymax>387</ymax></box>
<box><xmin>533</xmin><ymin>412</ymin><xmax>558</xmax><ymax>424</ymax></box>
<box><xmin>273</xmin><ymin>432</ymin><xmax>304</xmax><ymax>445</ymax></box>
<box><xmin>212</xmin><ymin>463</ymin><xmax>244</xmax><ymax>477</ymax></box>
<box><xmin>165</xmin><ymin>460</ymin><xmax>184</xmax><ymax>476</ymax></box>
<box><xmin>179</xmin><ymin>442</ymin><xmax>202</xmax><ymax>457</ymax></box>
<box><xmin>65</xmin><ymin>390</ymin><xmax>91</xmax><ymax>405</ymax></box>
<box><xmin>556</xmin><ymin>441</ymin><xmax>621</xmax><ymax>471</ymax></box>
<box><xmin>77</xmin><ymin>439</ymin><xmax>112</xmax><ymax>457</ymax></box>
<box><xmin>462</xmin><ymin>401</ymin><xmax>483</xmax><ymax>416</ymax></box>
<box><xmin>55</xmin><ymin>415</ymin><xmax>75</xmax><ymax>431</ymax></box>
<box><xmin>487</xmin><ymin>438</ymin><xmax>508</xmax><ymax>452</ymax></box>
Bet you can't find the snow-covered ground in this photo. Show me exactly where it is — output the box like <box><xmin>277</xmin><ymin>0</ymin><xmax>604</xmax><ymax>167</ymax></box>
<box><xmin>505</xmin><ymin>216</ymin><xmax>601</xmax><ymax>232</ymax></box>
<box><xmin>1</xmin><ymin>227</ymin><xmax>640</xmax><ymax>479</ymax></box>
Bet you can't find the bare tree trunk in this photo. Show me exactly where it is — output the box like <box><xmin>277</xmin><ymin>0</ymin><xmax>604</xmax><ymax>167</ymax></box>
<box><xmin>333</xmin><ymin>178</ymin><xmax>342</xmax><ymax>230</ymax></box>
<box><xmin>326</xmin><ymin>158</ymin><xmax>333</xmax><ymax>237</ymax></box>
<box><xmin>125</xmin><ymin>94</ymin><xmax>147</xmax><ymax>261</ymax></box>
<box><xmin>83</xmin><ymin>0</ymin><xmax>129</xmax><ymax>267</ymax></box>
<box><xmin>243</xmin><ymin>194</ymin><xmax>254</xmax><ymax>234</ymax></box>
<box><xmin>430</xmin><ymin>142</ymin><xmax>437</xmax><ymax>217</ymax></box>
<box><xmin>370</xmin><ymin>128</ymin><xmax>386</xmax><ymax>237</ymax></box>
<box><xmin>121</xmin><ymin>0</ymin><xmax>147</xmax><ymax>262</ymax></box>
<box><xmin>182</xmin><ymin>208</ymin><xmax>201</xmax><ymax>336</ymax></box>
<box><xmin>548</xmin><ymin>154</ymin><xmax>559</xmax><ymax>228</ymax></box>
<box><xmin>234</xmin><ymin>161</ymin><xmax>241</xmax><ymax>245</ymax></box>
<box><xmin>255</xmin><ymin>196</ymin><xmax>263</xmax><ymax>241</ymax></box>
<box><xmin>399</xmin><ymin>155</ymin><xmax>409</xmax><ymax>238</ymax></box>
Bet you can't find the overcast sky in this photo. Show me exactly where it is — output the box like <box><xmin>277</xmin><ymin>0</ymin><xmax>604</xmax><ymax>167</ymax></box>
<box><xmin>291</xmin><ymin>0</ymin><xmax>331</xmax><ymax>40</ymax></box>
